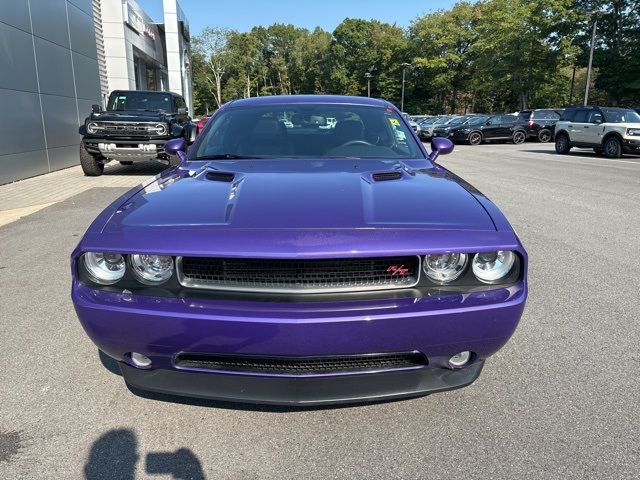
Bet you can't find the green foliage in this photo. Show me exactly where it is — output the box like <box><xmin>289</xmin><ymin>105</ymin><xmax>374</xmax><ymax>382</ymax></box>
<box><xmin>189</xmin><ymin>0</ymin><xmax>639</xmax><ymax>116</ymax></box>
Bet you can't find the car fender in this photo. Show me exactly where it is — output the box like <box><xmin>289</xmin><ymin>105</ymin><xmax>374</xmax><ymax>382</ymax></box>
<box><xmin>601</xmin><ymin>130</ymin><xmax>623</xmax><ymax>146</ymax></box>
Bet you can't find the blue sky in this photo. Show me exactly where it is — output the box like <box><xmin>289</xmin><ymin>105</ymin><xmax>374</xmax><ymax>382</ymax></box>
<box><xmin>136</xmin><ymin>0</ymin><xmax>458</xmax><ymax>36</ymax></box>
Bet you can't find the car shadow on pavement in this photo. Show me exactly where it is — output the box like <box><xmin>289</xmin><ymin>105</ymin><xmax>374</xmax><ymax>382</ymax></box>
<box><xmin>103</xmin><ymin>160</ymin><xmax>168</xmax><ymax>177</ymax></box>
<box><xmin>84</xmin><ymin>429</ymin><xmax>206</xmax><ymax>480</ymax></box>
<box><xmin>523</xmin><ymin>148</ymin><xmax>640</xmax><ymax>160</ymax></box>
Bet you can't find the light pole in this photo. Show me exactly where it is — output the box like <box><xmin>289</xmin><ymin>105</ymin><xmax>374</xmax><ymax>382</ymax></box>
<box><xmin>584</xmin><ymin>12</ymin><xmax>598</xmax><ymax>106</ymax></box>
<box><xmin>364</xmin><ymin>72</ymin><xmax>373</xmax><ymax>97</ymax></box>
<box><xmin>399</xmin><ymin>62</ymin><xmax>412</xmax><ymax>112</ymax></box>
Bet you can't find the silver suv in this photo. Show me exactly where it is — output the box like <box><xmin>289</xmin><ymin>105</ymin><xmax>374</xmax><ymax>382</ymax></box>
<box><xmin>554</xmin><ymin>106</ymin><xmax>640</xmax><ymax>158</ymax></box>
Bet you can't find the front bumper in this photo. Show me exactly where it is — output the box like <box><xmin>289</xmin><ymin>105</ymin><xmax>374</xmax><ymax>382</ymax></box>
<box><xmin>121</xmin><ymin>359</ymin><xmax>484</xmax><ymax>406</ymax></box>
<box><xmin>83</xmin><ymin>137</ymin><xmax>171</xmax><ymax>160</ymax></box>
<box><xmin>73</xmin><ymin>279</ymin><xmax>526</xmax><ymax>405</ymax></box>
<box><xmin>622</xmin><ymin>138</ymin><xmax>640</xmax><ymax>152</ymax></box>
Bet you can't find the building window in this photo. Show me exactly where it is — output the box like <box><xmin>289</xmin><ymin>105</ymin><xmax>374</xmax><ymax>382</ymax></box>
<box><xmin>147</xmin><ymin>67</ymin><xmax>157</xmax><ymax>90</ymax></box>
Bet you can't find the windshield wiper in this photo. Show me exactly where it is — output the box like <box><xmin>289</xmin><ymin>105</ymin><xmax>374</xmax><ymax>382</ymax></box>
<box><xmin>191</xmin><ymin>154</ymin><xmax>263</xmax><ymax>160</ymax></box>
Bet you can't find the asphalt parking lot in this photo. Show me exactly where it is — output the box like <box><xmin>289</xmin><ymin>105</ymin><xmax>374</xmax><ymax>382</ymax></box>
<box><xmin>1</xmin><ymin>142</ymin><xmax>639</xmax><ymax>479</ymax></box>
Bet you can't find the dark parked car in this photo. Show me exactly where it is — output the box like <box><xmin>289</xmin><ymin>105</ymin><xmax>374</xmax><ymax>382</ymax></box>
<box><xmin>516</xmin><ymin>109</ymin><xmax>564</xmax><ymax>142</ymax></box>
<box><xmin>79</xmin><ymin>90</ymin><xmax>196</xmax><ymax>176</ymax></box>
<box><xmin>432</xmin><ymin>115</ymin><xmax>476</xmax><ymax>138</ymax></box>
<box><xmin>71</xmin><ymin>95</ymin><xmax>528</xmax><ymax>406</ymax></box>
<box><xmin>450</xmin><ymin>114</ymin><xmax>528</xmax><ymax>145</ymax></box>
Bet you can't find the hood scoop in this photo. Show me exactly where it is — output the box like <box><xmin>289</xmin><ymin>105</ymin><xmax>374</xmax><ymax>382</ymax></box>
<box><xmin>206</xmin><ymin>171</ymin><xmax>236</xmax><ymax>182</ymax></box>
<box><xmin>372</xmin><ymin>171</ymin><xmax>403</xmax><ymax>182</ymax></box>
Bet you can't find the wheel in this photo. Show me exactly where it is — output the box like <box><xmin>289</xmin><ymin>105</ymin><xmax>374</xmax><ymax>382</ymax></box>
<box><xmin>119</xmin><ymin>161</ymin><xmax>133</xmax><ymax>166</ymax></box>
<box><xmin>537</xmin><ymin>129</ymin><xmax>552</xmax><ymax>143</ymax></box>
<box><xmin>603</xmin><ymin>136</ymin><xmax>622</xmax><ymax>158</ymax></box>
<box><xmin>468</xmin><ymin>132</ymin><xmax>482</xmax><ymax>145</ymax></box>
<box><xmin>555</xmin><ymin>134</ymin><xmax>571</xmax><ymax>154</ymax></box>
<box><xmin>80</xmin><ymin>143</ymin><xmax>104</xmax><ymax>176</ymax></box>
<box><xmin>512</xmin><ymin>130</ymin><xmax>526</xmax><ymax>145</ymax></box>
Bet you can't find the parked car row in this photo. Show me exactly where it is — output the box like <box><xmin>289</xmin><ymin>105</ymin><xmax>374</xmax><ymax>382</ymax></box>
<box><xmin>410</xmin><ymin>109</ymin><xmax>564</xmax><ymax>146</ymax></box>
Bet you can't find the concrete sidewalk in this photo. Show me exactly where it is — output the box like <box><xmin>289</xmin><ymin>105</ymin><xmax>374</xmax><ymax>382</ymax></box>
<box><xmin>0</xmin><ymin>160</ymin><xmax>165</xmax><ymax>226</ymax></box>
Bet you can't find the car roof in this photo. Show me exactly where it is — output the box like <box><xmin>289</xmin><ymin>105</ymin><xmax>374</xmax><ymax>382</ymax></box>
<box><xmin>226</xmin><ymin>95</ymin><xmax>391</xmax><ymax>109</ymax></box>
<box><xmin>110</xmin><ymin>90</ymin><xmax>183</xmax><ymax>98</ymax></box>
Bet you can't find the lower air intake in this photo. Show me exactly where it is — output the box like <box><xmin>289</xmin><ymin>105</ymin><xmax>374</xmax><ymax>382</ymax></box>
<box><xmin>175</xmin><ymin>352</ymin><xmax>427</xmax><ymax>375</ymax></box>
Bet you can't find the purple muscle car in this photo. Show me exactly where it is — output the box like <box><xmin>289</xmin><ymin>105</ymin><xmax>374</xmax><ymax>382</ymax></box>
<box><xmin>71</xmin><ymin>95</ymin><xmax>528</xmax><ymax>406</ymax></box>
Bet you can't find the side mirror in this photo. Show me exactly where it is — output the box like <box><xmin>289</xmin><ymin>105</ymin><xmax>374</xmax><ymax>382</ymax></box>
<box><xmin>177</xmin><ymin>107</ymin><xmax>188</xmax><ymax>115</ymax></box>
<box><xmin>430</xmin><ymin>137</ymin><xmax>454</xmax><ymax>162</ymax></box>
<box><xmin>165</xmin><ymin>138</ymin><xmax>187</xmax><ymax>163</ymax></box>
<box><xmin>91</xmin><ymin>104</ymin><xmax>102</xmax><ymax>113</ymax></box>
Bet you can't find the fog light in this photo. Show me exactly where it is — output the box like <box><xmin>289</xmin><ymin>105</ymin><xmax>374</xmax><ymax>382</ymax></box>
<box><xmin>130</xmin><ymin>352</ymin><xmax>152</xmax><ymax>368</ymax></box>
<box><xmin>449</xmin><ymin>351</ymin><xmax>471</xmax><ymax>368</ymax></box>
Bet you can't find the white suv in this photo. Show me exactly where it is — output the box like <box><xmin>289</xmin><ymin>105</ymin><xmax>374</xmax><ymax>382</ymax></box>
<box><xmin>554</xmin><ymin>106</ymin><xmax>640</xmax><ymax>158</ymax></box>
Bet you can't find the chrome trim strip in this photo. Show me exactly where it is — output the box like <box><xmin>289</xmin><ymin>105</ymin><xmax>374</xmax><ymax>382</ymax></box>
<box><xmin>176</xmin><ymin>256</ymin><xmax>422</xmax><ymax>294</ymax></box>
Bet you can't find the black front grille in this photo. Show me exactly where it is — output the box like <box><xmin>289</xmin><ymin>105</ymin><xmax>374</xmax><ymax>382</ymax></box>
<box><xmin>175</xmin><ymin>352</ymin><xmax>427</xmax><ymax>375</ymax></box>
<box><xmin>178</xmin><ymin>256</ymin><xmax>420</xmax><ymax>293</ymax></box>
<box><xmin>92</xmin><ymin>121</ymin><xmax>163</xmax><ymax>136</ymax></box>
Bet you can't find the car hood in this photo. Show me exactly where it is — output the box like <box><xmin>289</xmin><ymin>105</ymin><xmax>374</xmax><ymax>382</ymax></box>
<box><xmin>89</xmin><ymin>111</ymin><xmax>170</xmax><ymax>122</ymax></box>
<box><xmin>101</xmin><ymin>159</ymin><xmax>496</xmax><ymax>233</ymax></box>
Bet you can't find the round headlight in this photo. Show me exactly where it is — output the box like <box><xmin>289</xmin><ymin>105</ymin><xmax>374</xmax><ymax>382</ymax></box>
<box><xmin>472</xmin><ymin>251</ymin><xmax>516</xmax><ymax>283</ymax></box>
<box><xmin>154</xmin><ymin>123</ymin><xmax>167</xmax><ymax>135</ymax></box>
<box><xmin>87</xmin><ymin>122</ymin><xmax>99</xmax><ymax>134</ymax></box>
<box><xmin>82</xmin><ymin>252</ymin><xmax>126</xmax><ymax>285</ymax></box>
<box><xmin>423</xmin><ymin>253</ymin><xmax>468</xmax><ymax>283</ymax></box>
<box><xmin>129</xmin><ymin>254</ymin><xmax>174</xmax><ymax>284</ymax></box>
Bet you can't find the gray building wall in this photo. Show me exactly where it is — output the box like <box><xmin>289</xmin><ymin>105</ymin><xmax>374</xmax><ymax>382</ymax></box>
<box><xmin>0</xmin><ymin>0</ymin><xmax>101</xmax><ymax>185</ymax></box>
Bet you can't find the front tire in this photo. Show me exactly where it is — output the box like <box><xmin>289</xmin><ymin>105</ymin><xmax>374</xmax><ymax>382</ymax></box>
<box><xmin>468</xmin><ymin>132</ymin><xmax>482</xmax><ymax>145</ymax></box>
<box><xmin>512</xmin><ymin>130</ymin><xmax>526</xmax><ymax>145</ymax></box>
<box><xmin>80</xmin><ymin>143</ymin><xmax>104</xmax><ymax>176</ymax></box>
<box><xmin>538</xmin><ymin>129</ymin><xmax>552</xmax><ymax>143</ymax></box>
<box><xmin>555</xmin><ymin>133</ymin><xmax>571</xmax><ymax>154</ymax></box>
<box><xmin>603</xmin><ymin>136</ymin><xmax>622</xmax><ymax>158</ymax></box>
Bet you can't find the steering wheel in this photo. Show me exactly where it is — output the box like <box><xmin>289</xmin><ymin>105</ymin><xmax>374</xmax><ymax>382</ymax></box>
<box><xmin>341</xmin><ymin>140</ymin><xmax>375</xmax><ymax>147</ymax></box>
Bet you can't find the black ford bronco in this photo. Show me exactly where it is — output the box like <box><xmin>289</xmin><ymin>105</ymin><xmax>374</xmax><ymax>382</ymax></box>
<box><xmin>79</xmin><ymin>90</ymin><xmax>196</xmax><ymax>176</ymax></box>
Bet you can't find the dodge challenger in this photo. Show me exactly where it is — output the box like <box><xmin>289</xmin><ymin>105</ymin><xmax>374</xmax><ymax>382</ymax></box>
<box><xmin>71</xmin><ymin>95</ymin><xmax>528</xmax><ymax>405</ymax></box>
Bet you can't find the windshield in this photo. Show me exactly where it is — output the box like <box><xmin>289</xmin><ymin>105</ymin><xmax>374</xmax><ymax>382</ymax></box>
<box><xmin>107</xmin><ymin>92</ymin><xmax>173</xmax><ymax>112</ymax></box>
<box><xmin>601</xmin><ymin>108</ymin><xmax>640</xmax><ymax>123</ymax></box>
<box><xmin>194</xmin><ymin>104</ymin><xmax>424</xmax><ymax>160</ymax></box>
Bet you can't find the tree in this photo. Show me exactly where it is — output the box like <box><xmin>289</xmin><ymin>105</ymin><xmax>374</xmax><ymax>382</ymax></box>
<box><xmin>192</xmin><ymin>27</ymin><xmax>232</xmax><ymax>108</ymax></box>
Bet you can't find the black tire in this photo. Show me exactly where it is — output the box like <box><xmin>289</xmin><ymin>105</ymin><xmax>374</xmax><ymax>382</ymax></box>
<box><xmin>80</xmin><ymin>143</ymin><xmax>104</xmax><ymax>176</ymax></box>
<box><xmin>468</xmin><ymin>131</ymin><xmax>482</xmax><ymax>145</ymax></box>
<box><xmin>538</xmin><ymin>129</ymin><xmax>552</xmax><ymax>143</ymax></box>
<box><xmin>555</xmin><ymin>133</ymin><xmax>571</xmax><ymax>154</ymax></box>
<box><xmin>119</xmin><ymin>161</ymin><xmax>134</xmax><ymax>166</ymax></box>
<box><xmin>603</xmin><ymin>136</ymin><xmax>622</xmax><ymax>158</ymax></box>
<box><xmin>512</xmin><ymin>130</ymin><xmax>526</xmax><ymax>145</ymax></box>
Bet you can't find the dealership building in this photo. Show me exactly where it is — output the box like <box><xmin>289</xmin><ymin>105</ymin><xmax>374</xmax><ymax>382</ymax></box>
<box><xmin>0</xmin><ymin>0</ymin><xmax>192</xmax><ymax>185</ymax></box>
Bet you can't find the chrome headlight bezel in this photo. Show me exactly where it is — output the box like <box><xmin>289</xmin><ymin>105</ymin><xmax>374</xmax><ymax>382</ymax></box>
<box><xmin>422</xmin><ymin>253</ymin><xmax>468</xmax><ymax>284</ymax></box>
<box><xmin>472</xmin><ymin>251</ymin><xmax>516</xmax><ymax>283</ymax></box>
<box><xmin>81</xmin><ymin>252</ymin><xmax>126</xmax><ymax>285</ymax></box>
<box><xmin>153</xmin><ymin>123</ymin><xmax>168</xmax><ymax>135</ymax></box>
<box><xmin>129</xmin><ymin>254</ymin><xmax>174</xmax><ymax>285</ymax></box>
<box><xmin>86</xmin><ymin>122</ymin><xmax>100</xmax><ymax>134</ymax></box>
